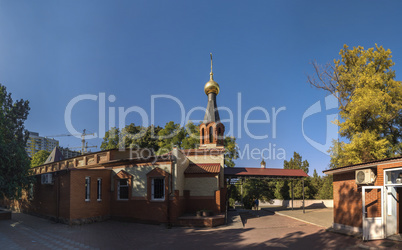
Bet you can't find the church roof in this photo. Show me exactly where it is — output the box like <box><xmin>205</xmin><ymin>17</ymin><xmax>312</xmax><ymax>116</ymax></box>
<box><xmin>203</xmin><ymin>53</ymin><xmax>221</xmax><ymax>123</ymax></box>
<box><xmin>44</xmin><ymin>147</ymin><xmax>65</xmax><ymax>164</ymax></box>
<box><xmin>203</xmin><ymin>93</ymin><xmax>221</xmax><ymax>123</ymax></box>
<box><xmin>185</xmin><ymin>163</ymin><xmax>221</xmax><ymax>174</ymax></box>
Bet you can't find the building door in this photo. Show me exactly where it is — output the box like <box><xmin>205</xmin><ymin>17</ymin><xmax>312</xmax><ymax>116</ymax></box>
<box><xmin>362</xmin><ymin>186</ymin><xmax>384</xmax><ymax>240</ymax></box>
<box><xmin>398</xmin><ymin>188</ymin><xmax>401</xmax><ymax>234</ymax></box>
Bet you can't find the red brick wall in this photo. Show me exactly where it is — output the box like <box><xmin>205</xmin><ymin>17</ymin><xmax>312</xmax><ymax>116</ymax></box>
<box><xmin>69</xmin><ymin>169</ymin><xmax>111</xmax><ymax>220</ymax></box>
<box><xmin>376</xmin><ymin>162</ymin><xmax>402</xmax><ymax>186</ymax></box>
<box><xmin>58</xmin><ymin>171</ymin><xmax>71</xmax><ymax>219</ymax></box>
<box><xmin>0</xmin><ymin>167</ymin><xmax>226</xmax><ymax>225</ymax></box>
<box><xmin>0</xmin><ymin>171</ymin><xmax>71</xmax><ymax>222</ymax></box>
<box><xmin>185</xmin><ymin>196</ymin><xmax>219</xmax><ymax>213</ymax></box>
<box><xmin>111</xmin><ymin>198</ymin><xmax>169</xmax><ymax>223</ymax></box>
<box><xmin>182</xmin><ymin>188</ymin><xmax>224</xmax><ymax>214</ymax></box>
<box><xmin>30</xmin><ymin>175</ymin><xmax>58</xmax><ymax>217</ymax></box>
<box><xmin>333</xmin><ymin>169</ymin><xmax>384</xmax><ymax>228</ymax></box>
<box><xmin>333</xmin><ymin>172</ymin><xmax>362</xmax><ymax>228</ymax></box>
<box><xmin>169</xmin><ymin>190</ymin><xmax>185</xmax><ymax>222</ymax></box>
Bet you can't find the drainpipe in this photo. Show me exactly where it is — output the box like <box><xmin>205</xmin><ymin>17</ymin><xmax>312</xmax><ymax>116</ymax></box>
<box><xmin>291</xmin><ymin>180</ymin><xmax>294</xmax><ymax>210</ymax></box>
<box><xmin>302</xmin><ymin>178</ymin><xmax>305</xmax><ymax>214</ymax></box>
<box><xmin>56</xmin><ymin>172</ymin><xmax>60</xmax><ymax>223</ymax></box>
<box><xmin>167</xmin><ymin>147</ymin><xmax>178</xmax><ymax>228</ymax></box>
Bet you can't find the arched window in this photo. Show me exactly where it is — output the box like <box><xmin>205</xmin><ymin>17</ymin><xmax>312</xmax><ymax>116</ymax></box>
<box><xmin>201</xmin><ymin>128</ymin><xmax>205</xmax><ymax>144</ymax></box>
<box><xmin>209</xmin><ymin>126</ymin><xmax>213</xmax><ymax>143</ymax></box>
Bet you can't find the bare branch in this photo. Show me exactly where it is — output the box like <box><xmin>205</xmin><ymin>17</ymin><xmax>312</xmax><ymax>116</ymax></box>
<box><xmin>307</xmin><ymin>60</ymin><xmax>344</xmax><ymax>109</ymax></box>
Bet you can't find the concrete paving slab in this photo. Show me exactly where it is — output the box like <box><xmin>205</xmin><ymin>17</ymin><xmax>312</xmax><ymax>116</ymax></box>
<box><xmin>263</xmin><ymin>206</ymin><xmax>333</xmax><ymax>228</ymax></box>
<box><xmin>1</xmin><ymin>212</ymin><xmax>401</xmax><ymax>249</ymax></box>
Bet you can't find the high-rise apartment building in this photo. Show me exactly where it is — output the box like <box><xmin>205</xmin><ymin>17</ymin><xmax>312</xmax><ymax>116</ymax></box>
<box><xmin>59</xmin><ymin>147</ymin><xmax>81</xmax><ymax>159</ymax></box>
<box><xmin>26</xmin><ymin>131</ymin><xmax>59</xmax><ymax>157</ymax></box>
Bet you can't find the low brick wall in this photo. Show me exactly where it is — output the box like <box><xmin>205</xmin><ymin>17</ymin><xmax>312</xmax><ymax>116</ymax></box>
<box><xmin>177</xmin><ymin>215</ymin><xmax>225</xmax><ymax>227</ymax></box>
<box><xmin>0</xmin><ymin>209</ymin><xmax>11</xmax><ymax>220</ymax></box>
<box><xmin>260</xmin><ymin>199</ymin><xmax>333</xmax><ymax>208</ymax></box>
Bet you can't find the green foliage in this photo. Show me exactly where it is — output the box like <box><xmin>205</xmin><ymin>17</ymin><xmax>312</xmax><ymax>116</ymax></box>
<box><xmin>100</xmin><ymin>127</ymin><xmax>120</xmax><ymax>150</ymax></box>
<box><xmin>274</xmin><ymin>180</ymin><xmax>290</xmax><ymax>200</ymax></box>
<box><xmin>282</xmin><ymin>152</ymin><xmax>309</xmax><ymax>199</ymax></box>
<box><xmin>242</xmin><ymin>179</ymin><xmax>275</xmax><ymax>208</ymax></box>
<box><xmin>182</xmin><ymin>122</ymin><xmax>200</xmax><ymax>149</ymax></box>
<box><xmin>284</xmin><ymin>152</ymin><xmax>309</xmax><ymax>174</ymax></box>
<box><xmin>0</xmin><ymin>84</ymin><xmax>31</xmax><ymax>199</ymax></box>
<box><xmin>100</xmin><ymin>121</ymin><xmax>239</xmax><ymax>167</ymax></box>
<box><xmin>224</xmin><ymin>137</ymin><xmax>238</xmax><ymax>168</ymax></box>
<box><xmin>228</xmin><ymin>183</ymin><xmax>241</xmax><ymax>208</ymax></box>
<box><xmin>309</xmin><ymin>44</ymin><xmax>402</xmax><ymax>167</ymax></box>
<box><xmin>100</xmin><ymin>124</ymin><xmax>162</xmax><ymax>152</ymax></box>
<box><xmin>157</xmin><ymin>121</ymin><xmax>186</xmax><ymax>154</ymax></box>
<box><xmin>237</xmin><ymin>153</ymin><xmax>333</xmax><ymax>204</ymax></box>
<box><xmin>310</xmin><ymin>169</ymin><xmax>322</xmax><ymax>198</ymax></box>
<box><xmin>123</xmin><ymin>124</ymin><xmax>162</xmax><ymax>152</ymax></box>
<box><xmin>236</xmin><ymin>172</ymin><xmax>333</xmax><ymax>205</ymax></box>
<box><xmin>30</xmin><ymin>150</ymin><xmax>50</xmax><ymax>168</ymax></box>
<box><xmin>318</xmin><ymin>175</ymin><xmax>333</xmax><ymax>199</ymax></box>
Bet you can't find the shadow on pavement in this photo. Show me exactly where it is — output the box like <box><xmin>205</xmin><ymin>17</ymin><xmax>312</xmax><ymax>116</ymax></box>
<box><xmin>237</xmin><ymin>209</ymin><xmax>274</xmax><ymax>227</ymax></box>
<box><xmin>2</xmin><ymin>212</ymin><xmax>400</xmax><ymax>249</ymax></box>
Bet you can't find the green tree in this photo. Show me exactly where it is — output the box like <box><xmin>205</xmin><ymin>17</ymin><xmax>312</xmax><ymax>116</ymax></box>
<box><xmin>121</xmin><ymin>124</ymin><xmax>162</xmax><ymax>152</ymax></box>
<box><xmin>100</xmin><ymin>127</ymin><xmax>120</xmax><ymax>150</ymax></box>
<box><xmin>242</xmin><ymin>179</ymin><xmax>275</xmax><ymax>209</ymax></box>
<box><xmin>0</xmin><ymin>84</ymin><xmax>31</xmax><ymax>199</ymax></box>
<box><xmin>228</xmin><ymin>183</ymin><xmax>241</xmax><ymax>208</ymax></box>
<box><xmin>100</xmin><ymin>122</ymin><xmax>239</xmax><ymax>168</ymax></box>
<box><xmin>30</xmin><ymin>150</ymin><xmax>50</xmax><ymax>168</ymax></box>
<box><xmin>308</xmin><ymin>44</ymin><xmax>402</xmax><ymax>167</ymax></box>
<box><xmin>157</xmin><ymin>121</ymin><xmax>186</xmax><ymax>154</ymax></box>
<box><xmin>283</xmin><ymin>152</ymin><xmax>309</xmax><ymax>199</ymax></box>
<box><xmin>318</xmin><ymin>175</ymin><xmax>333</xmax><ymax>199</ymax></box>
<box><xmin>284</xmin><ymin>152</ymin><xmax>309</xmax><ymax>174</ymax></box>
<box><xmin>310</xmin><ymin>169</ymin><xmax>322</xmax><ymax>198</ymax></box>
<box><xmin>100</xmin><ymin>124</ymin><xmax>162</xmax><ymax>152</ymax></box>
<box><xmin>224</xmin><ymin>136</ymin><xmax>238</xmax><ymax>168</ymax></box>
<box><xmin>274</xmin><ymin>180</ymin><xmax>290</xmax><ymax>200</ymax></box>
<box><xmin>181</xmin><ymin>122</ymin><xmax>200</xmax><ymax>149</ymax></box>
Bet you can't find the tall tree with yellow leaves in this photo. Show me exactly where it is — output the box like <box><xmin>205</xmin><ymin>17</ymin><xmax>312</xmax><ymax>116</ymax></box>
<box><xmin>309</xmin><ymin>44</ymin><xmax>402</xmax><ymax>167</ymax></box>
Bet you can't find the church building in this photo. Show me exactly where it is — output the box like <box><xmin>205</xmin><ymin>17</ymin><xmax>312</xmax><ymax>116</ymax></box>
<box><xmin>1</xmin><ymin>56</ymin><xmax>228</xmax><ymax>227</ymax></box>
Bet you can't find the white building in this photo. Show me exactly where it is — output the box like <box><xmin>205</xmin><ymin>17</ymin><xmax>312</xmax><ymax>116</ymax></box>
<box><xmin>26</xmin><ymin>131</ymin><xmax>59</xmax><ymax>157</ymax></box>
<box><xmin>59</xmin><ymin>147</ymin><xmax>81</xmax><ymax>159</ymax></box>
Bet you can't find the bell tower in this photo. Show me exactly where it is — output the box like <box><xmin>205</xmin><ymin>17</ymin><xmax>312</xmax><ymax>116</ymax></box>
<box><xmin>199</xmin><ymin>53</ymin><xmax>225</xmax><ymax>148</ymax></box>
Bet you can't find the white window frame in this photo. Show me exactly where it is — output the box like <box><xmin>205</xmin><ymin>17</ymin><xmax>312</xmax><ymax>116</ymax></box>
<box><xmin>85</xmin><ymin>177</ymin><xmax>91</xmax><ymax>201</ymax></box>
<box><xmin>117</xmin><ymin>179</ymin><xmax>129</xmax><ymax>200</ymax></box>
<box><xmin>97</xmin><ymin>178</ymin><xmax>102</xmax><ymax>201</ymax></box>
<box><xmin>151</xmin><ymin>178</ymin><xmax>165</xmax><ymax>201</ymax></box>
<box><xmin>28</xmin><ymin>183</ymin><xmax>34</xmax><ymax>200</ymax></box>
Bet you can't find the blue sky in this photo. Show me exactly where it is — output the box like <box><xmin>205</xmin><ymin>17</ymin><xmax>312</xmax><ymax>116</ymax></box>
<box><xmin>1</xmin><ymin>1</ymin><xmax>402</xmax><ymax>175</ymax></box>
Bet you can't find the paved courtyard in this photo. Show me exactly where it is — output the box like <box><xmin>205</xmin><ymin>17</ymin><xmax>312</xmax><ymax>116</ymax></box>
<box><xmin>0</xmin><ymin>211</ymin><xmax>400</xmax><ymax>249</ymax></box>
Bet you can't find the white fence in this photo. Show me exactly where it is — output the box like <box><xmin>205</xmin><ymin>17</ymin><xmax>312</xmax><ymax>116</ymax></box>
<box><xmin>260</xmin><ymin>199</ymin><xmax>333</xmax><ymax>208</ymax></box>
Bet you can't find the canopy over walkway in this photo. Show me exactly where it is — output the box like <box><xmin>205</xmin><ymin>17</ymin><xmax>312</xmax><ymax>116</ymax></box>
<box><xmin>224</xmin><ymin>167</ymin><xmax>309</xmax><ymax>214</ymax></box>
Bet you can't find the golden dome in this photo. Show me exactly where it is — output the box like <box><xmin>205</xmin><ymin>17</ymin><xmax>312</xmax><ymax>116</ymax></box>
<box><xmin>204</xmin><ymin>53</ymin><xmax>220</xmax><ymax>95</ymax></box>
<box><xmin>204</xmin><ymin>73</ymin><xmax>220</xmax><ymax>95</ymax></box>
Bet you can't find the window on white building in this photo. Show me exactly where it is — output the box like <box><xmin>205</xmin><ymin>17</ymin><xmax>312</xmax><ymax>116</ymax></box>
<box><xmin>152</xmin><ymin>178</ymin><xmax>165</xmax><ymax>201</ymax></box>
<box><xmin>85</xmin><ymin>177</ymin><xmax>90</xmax><ymax>201</ymax></box>
<box><xmin>28</xmin><ymin>183</ymin><xmax>34</xmax><ymax>200</ymax></box>
<box><xmin>97</xmin><ymin>178</ymin><xmax>102</xmax><ymax>201</ymax></box>
<box><xmin>118</xmin><ymin>179</ymin><xmax>129</xmax><ymax>200</ymax></box>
